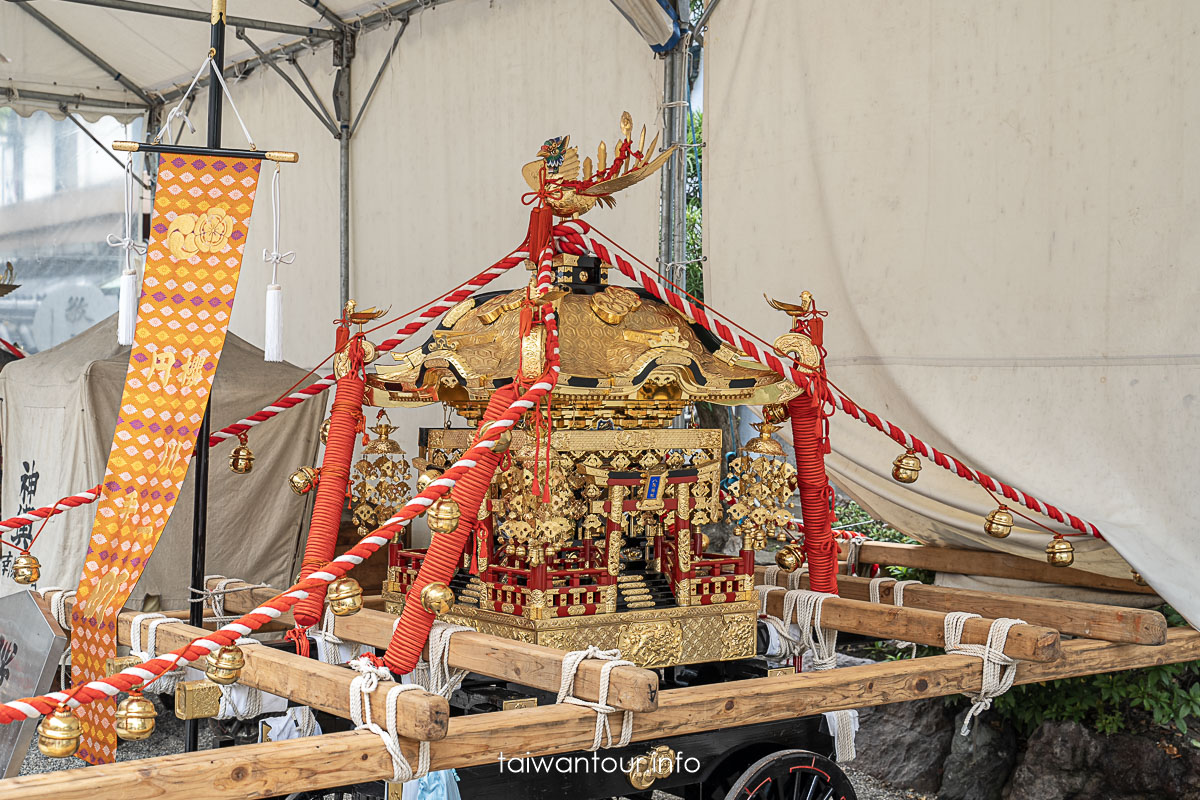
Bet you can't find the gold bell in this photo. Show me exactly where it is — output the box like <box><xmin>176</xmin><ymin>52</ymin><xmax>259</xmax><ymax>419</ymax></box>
<box><xmin>891</xmin><ymin>449</ymin><xmax>922</xmax><ymax>484</ymax></box>
<box><xmin>319</xmin><ymin>418</ymin><xmax>331</xmax><ymax>445</ymax></box>
<box><xmin>204</xmin><ymin>644</ymin><xmax>245</xmax><ymax>686</ymax></box>
<box><xmin>1046</xmin><ymin>536</ymin><xmax>1075</xmax><ymax>568</ymax></box>
<box><xmin>228</xmin><ymin>433</ymin><xmax>254</xmax><ymax>474</ymax></box>
<box><xmin>426</xmin><ymin>495</ymin><xmax>462</xmax><ymax>535</ymax></box>
<box><xmin>420</xmin><ymin>582</ymin><xmax>455</xmax><ymax>615</ymax></box>
<box><xmin>37</xmin><ymin>705</ymin><xmax>82</xmax><ymax>758</ymax></box>
<box><xmin>478</xmin><ymin>420</ymin><xmax>512</xmax><ymax>453</ymax></box>
<box><xmin>761</xmin><ymin>403</ymin><xmax>790</xmax><ymax>425</ymax></box>
<box><xmin>327</xmin><ymin>576</ymin><xmax>363</xmax><ymax>617</ymax></box>
<box><xmin>115</xmin><ymin>686</ymin><xmax>157</xmax><ymax>741</ymax></box>
<box><xmin>700</xmin><ymin>533</ymin><xmax>710</xmax><ymax>552</ymax></box>
<box><xmin>984</xmin><ymin>506</ymin><xmax>1014</xmax><ymax>539</ymax></box>
<box><xmin>288</xmin><ymin>466</ymin><xmax>320</xmax><ymax>495</ymax></box>
<box><xmin>1131</xmin><ymin>570</ymin><xmax>1148</xmax><ymax>586</ymax></box>
<box><xmin>12</xmin><ymin>552</ymin><xmax>40</xmax><ymax>585</ymax></box>
<box><xmin>774</xmin><ymin>545</ymin><xmax>802</xmax><ymax>573</ymax></box>
<box><xmin>416</xmin><ymin>467</ymin><xmax>443</xmax><ymax>492</ymax></box>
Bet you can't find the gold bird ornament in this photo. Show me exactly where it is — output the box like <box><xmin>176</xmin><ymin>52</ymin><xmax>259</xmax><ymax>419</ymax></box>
<box><xmin>521</xmin><ymin>111</ymin><xmax>677</xmax><ymax>219</ymax></box>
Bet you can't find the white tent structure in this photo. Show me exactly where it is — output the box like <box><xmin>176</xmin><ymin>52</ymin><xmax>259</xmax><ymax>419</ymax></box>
<box><xmin>3</xmin><ymin>0</ymin><xmax>1196</xmax><ymax>626</ymax></box>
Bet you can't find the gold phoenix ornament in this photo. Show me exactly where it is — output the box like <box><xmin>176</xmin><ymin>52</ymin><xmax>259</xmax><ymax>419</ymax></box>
<box><xmin>350</xmin><ymin>416</ymin><xmax>411</xmax><ymax>537</ymax></box>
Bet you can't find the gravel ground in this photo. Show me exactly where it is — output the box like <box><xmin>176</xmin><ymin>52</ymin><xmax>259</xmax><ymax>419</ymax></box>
<box><xmin>18</xmin><ymin>694</ymin><xmax>214</xmax><ymax>776</ymax></box>
<box><xmin>845</xmin><ymin>767</ymin><xmax>938</xmax><ymax>800</ymax></box>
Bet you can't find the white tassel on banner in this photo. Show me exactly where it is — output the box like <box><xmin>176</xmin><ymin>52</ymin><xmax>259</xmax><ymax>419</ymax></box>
<box><xmin>264</xmin><ymin>283</ymin><xmax>284</xmax><ymax>362</ymax></box>
<box><xmin>262</xmin><ymin>166</ymin><xmax>294</xmax><ymax>363</ymax></box>
<box><xmin>108</xmin><ymin>155</ymin><xmax>146</xmax><ymax>346</ymax></box>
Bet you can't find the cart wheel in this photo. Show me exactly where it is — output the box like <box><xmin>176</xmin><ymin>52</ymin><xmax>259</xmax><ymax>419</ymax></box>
<box><xmin>721</xmin><ymin>748</ymin><xmax>856</xmax><ymax>800</ymax></box>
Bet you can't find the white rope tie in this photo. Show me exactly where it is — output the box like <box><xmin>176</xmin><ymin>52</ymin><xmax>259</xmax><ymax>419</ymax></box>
<box><xmin>867</xmin><ymin>577</ymin><xmax>920</xmax><ymax>658</ymax></box>
<box><xmin>40</xmin><ymin>589</ymin><xmax>74</xmax><ymax>687</ymax></box>
<box><xmin>780</xmin><ymin>590</ymin><xmax>856</xmax><ymax>761</ymax></box>
<box><xmin>348</xmin><ymin>656</ymin><xmax>430</xmax><ymax>783</ymax></box>
<box><xmin>943</xmin><ymin>612</ymin><xmax>1024</xmax><ymax>735</ymax></box>
<box><xmin>190</xmin><ymin>576</ymin><xmax>269</xmax><ymax>625</ymax></box>
<box><xmin>154</xmin><ymin>57</ymin><xmax>255</xmax><ymax>148</ymax></box>
<box><xmin>106</xmin><ymin>157</ymin><xmax>146</xmax><ymax>265</ymax></box>
<box><xmin>788</xmin><ymin>566</ymin><xmax>808</xmax><ymax>589</ymax></box>
<box><xmin>762</xmin><ymin>565</ymin><xmax>781</xmax><ymax>586</ymax></box>
<box><xmin>841</xmin><ymin>538</ymin><xmax>863</xmax><ymax>576</ymax></box>
<box><xmin>556</xmin><ymin>646</ymin><xmax>636</xmax><ymax>751</ymax></box>
<box><xmin>262</xmin><ymin>167</ymin><xmax>295</xmax><ymax>275</ymax></box>
<box><xmin>753</xmin><ymin>585</ymin><xmax>805</xmax><ymax>661</ymax></box>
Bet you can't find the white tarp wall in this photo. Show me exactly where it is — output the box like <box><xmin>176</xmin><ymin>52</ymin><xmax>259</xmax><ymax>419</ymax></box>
<box><xmin>704</xmin><ymin>1</ymin><xmax>1199</xmax><ymax>625</ymax></box>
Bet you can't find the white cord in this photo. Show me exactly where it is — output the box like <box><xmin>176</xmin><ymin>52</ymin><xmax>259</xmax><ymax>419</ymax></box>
<box><xmin>348</xmin><ymin>656</ymin><xmax>430</xmax><ymax>783</ymax></box>
<box><xmin>556</xmin><ymin>646</ymin><xmax>636</xmax><ymax>751</ymax></box>
<box><xmin>106</xmin><ymin>157</ymin><xmax>146</xmax><ymax>269</ymax></box>
<box><xmin>154</xmin><ymin>58</ymin><xmax>255</xmax><ymax>148</ymax></box>
<box><xmin>780</xmin><ymin>590</ymin><xmax>856</xmax><ymax>761</ymax></box>
<box><xmin>943</xmin><ymin>612</ymin><xmax>1024</xmax><ymax>735</ymax></box>
<box><xmin>841</xmin><ymin>538</ymin><xmax>863</xmax><ymax>576</ymax></box>
<box><xmin>867</xmin><ymin>577</ymin><xmax>920</xmax><ymax>658</ymax></box>
<box><xmin>262</xmin><ymin>167</ymin><xmax>295</xmax><ymax>281</ymax></box>
<box><xmin>40</xmin><ymin>589</ymin><xmax>74</xmax><ymax>686</ymax></box>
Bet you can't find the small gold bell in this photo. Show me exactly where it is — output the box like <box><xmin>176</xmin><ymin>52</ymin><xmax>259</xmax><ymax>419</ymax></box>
<box><xmin>37</xmin><ymin>705</ymin><xmax>82</xmax><ymax>758</ymax></box>
<box><xmin>700</xmin><ymin>533</ymin><xmax>710</xmax><ymax>552</ymax></box>
<box><xmin>774</xmin><ymin>545</ymin><xmax>802</xmax><ymax>573</ymax></box>
<box><xmin>420</xmin><ymin>582</ymin><xmax>455</xmax><ymax>615</ymax></box>
<box><xmin>319</xmin><ymin>418</ymin><xmax>331</xmax><ymax>445</ymax></box>
<box><xmin>984</xmin><ymin>506</ymin><xmax>1014</xmax><ymax>539</ymax></box>
<box><xmin>478</xmin><ymin>421</ymin><xmax>512</xmax><ymax>453</ymax></box>
<box><xmin>1131</xmin><ymin>570</ymin><xmax>1148</xmax><ymax>586</ymax></box>
<box><xmin>327</xmin><ymin>576</ymin><xmax>363</xmax><ymax>617</ymax></box>
<box><xmin>427</xmin><ymin>495</ymin><xmax>462</xmax><ymax>535</ymax></box>
<box><xmin>1046</xmin><ymin>536</ymin><xmax>1075</xmax><ymax>568</ymax></box>
<box><xmin>115</xmin><ymin>686</ymin><xmax>157</xmax><ymax>741</ymax></box>
<box><xmin>204</xmin><ymin>644</ymin><xmax>245</xmax><ymax>686</ymax></box>
<box><xmin>416</xmin><ymin>468</ymin><xmax>444</xmax><ymax>492</ymax></box>
<box><xmin>761</xmin><ymin>403</ymin><xmax>790</xmax><ymax>425</ymax></box>
<box><xmin>891</xmin><ymin>449</ymin><xmax>922</xmax><ymax>484</ymax></box>
<box><xmin>12</xmin><ymin>552</ymin><xmax>40</xmax><ymax>585</ymax></box>
<box><xmin>288</xmin><ymin>466</ymin><xmax>320</xmax><ymax>495</ymax></box>
<box><xmin>228</xmin><ymin>433</ymin><xmax>254</xmax><ymax>475</ymax></box>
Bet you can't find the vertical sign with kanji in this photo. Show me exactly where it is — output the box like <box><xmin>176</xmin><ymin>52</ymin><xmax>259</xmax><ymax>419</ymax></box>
<box><xmin>70</xmin><ymin>152</ymin><xmax>261</xmax><ymax>764</ymax></box>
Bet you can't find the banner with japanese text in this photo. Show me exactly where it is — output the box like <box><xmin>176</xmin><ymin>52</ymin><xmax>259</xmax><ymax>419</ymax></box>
<box><xmin>70</xmin><ymin>152</ymin><xmax>261</xmax><ymax>764</ymax></box>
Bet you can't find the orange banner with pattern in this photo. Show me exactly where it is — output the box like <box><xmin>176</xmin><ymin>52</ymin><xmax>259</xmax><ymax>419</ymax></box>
<box><xmin>71</xmin><ymin>152</ymin><xmax>261</xmax><ymax>764</ymax></box>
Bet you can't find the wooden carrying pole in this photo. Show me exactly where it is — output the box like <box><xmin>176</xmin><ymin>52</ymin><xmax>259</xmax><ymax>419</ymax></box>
<box><xmin>209</xmin><ymin>579</ymin><xmax>659</xmax><ymax>711</ymax></box>
<box><xmin>112</xmin><ymin>610</ymin><xmax>448</xmax><ymax>739</ymax></box>
<box><xmin>756</xmin><ymin>587</ymin><xmax>1062</xmax><ymax>662</ymax></box>
<box><xmin>5</xmin><ymin>628</ymin><xmax>1196</xmax><ymax>800</ymax></box>
<box><xmin>756</xmin><ymin>567</ymin><xmax>1167</xmax><ymax>645</ymax></box>
<box><xmin>839</xmin><ymin>540</ymin><xmax>1156</xmax><ymax>595</ymax></box>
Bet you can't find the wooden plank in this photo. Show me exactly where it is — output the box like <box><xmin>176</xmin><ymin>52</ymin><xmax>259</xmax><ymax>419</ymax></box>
<box><xmin>756</xmin><ymin>566</ymin><xmax>1167</xmax><ymax>645</ymax></box>
<box><xmin>758</xmin><ymin>587</ymin><xmax>1061</xmax><ymax>662</ymax></box>
<box><xmin>114</xmin><ymin>611</ymin><xmax>448</xmax><ymax>740</ymax></box>
<box><xmin>210</xmin><ymin>579</ymin><xmax>659</xmax><ymax>712</ymax></box>
<box><xmin>842</xmin><ymin>540</ymin><xmax>1156</xmax><ymax>594</ymax></box>
<box><xmin>7</xmin><ymin>628</ymin><xmax>1196</xmax><ymax>800</ymax></box>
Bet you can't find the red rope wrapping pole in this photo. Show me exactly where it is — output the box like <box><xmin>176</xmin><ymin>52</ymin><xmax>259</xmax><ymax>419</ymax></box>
<box><xmin>382</xmin><ymin>385</ymin><xmax>514</xmax><ymax>673</ymax></box>
<box><xmin>789</xmin><ymin>395</ymin><xmax>839</xmax><ymax>593</ymax></box>
<box><xmin>293</xmin><ymin>367</ymin><xmax>364</xmax><ymax>628</ymax></box>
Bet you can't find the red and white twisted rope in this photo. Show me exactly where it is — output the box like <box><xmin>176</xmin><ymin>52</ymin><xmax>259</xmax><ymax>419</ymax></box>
<box><xmin>0</xmin><ymin>311</ymin><xmax>561</xmax><ymax>725</ymax></box>
<box><xmin>0</xmin><ymin>251</ymin><xmax>527</xmax><ymax>537</ymax></box>
<box><xmin>553</xmin><ymin>220</ymin><xmax>1102</xmax><ymax>539</ymax></box>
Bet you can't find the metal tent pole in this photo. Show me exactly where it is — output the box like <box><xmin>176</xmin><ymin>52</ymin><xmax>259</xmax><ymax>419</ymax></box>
<box><xmin>184</xmin><ymin>0</ymin><xmax>225</xmax><ymax>754</ymax></box>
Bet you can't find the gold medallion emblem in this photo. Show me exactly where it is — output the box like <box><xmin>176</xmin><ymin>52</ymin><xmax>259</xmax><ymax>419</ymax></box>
<box><xmin>590</xmin><ymin>286</ymin><xmax>642</xmax><ymax>324</ymax></box>
<box><xmin>166</xmin><ymin>206</ymin><xmax>234</xmax><ymax>261</ymax></box>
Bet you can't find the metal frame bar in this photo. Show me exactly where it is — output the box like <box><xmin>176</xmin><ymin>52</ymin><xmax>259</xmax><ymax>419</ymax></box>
<box><xmin>296</xmin><ymin>0</ymin><xmax>347</xmax><ymax>31</ymax></box>
<box><xmin>14</xmin><ymin>1</ymin><xmax>155</xmax><ymax>105</ymax></box>
<box><xmin>13</xmin><ymin>0</ymin><xmax>341</xmax><ymax>40</ymax></box>
<box><xmin>349</xmin><ymin>15</ymin><xmax>409</xmax><ymax>137</ymax></box>
<box><xmin>0</xmin><ymin>85</ymin><xmax>147</xmax><ymax>111</ymax></box>
<box><xmin>237</xmin><ymin>29</ymin><xmax>339</xmax><ymax>138</ymax></box>
<box><xmin>62</xmin><ymin>109</ymin><xmax>151</xmax><ymax>187</ymax></box>
<box><xmin>289</xmin><ymin>55</ymin><xmax>337</xmax><ymax>132</ymax></box>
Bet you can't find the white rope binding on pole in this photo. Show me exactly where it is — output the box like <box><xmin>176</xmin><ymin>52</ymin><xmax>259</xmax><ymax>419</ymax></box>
<box><xmin>943</xmin><ymin>611</ymin><xmax>1024</xmax><ymax>735</ymax></box>
<box><xmin>867</xmin><ymin>577</ymin><xmax>921</xmax><ymax>658</ymax></box>
<box><xmin>261</xmin><ymin>165</ymin><xmax>293</xmax><ymax>362</ymax></box>
<box><xmin>780</xmin><ymin>589</ymin><xmax>857</xmax><ymax>762</ymax></box>
<box><xmin>556</xmin><ymin>646</ymin><xmax>636</xmax><ymax>751</ymax></box>
<box><xmin>348</xmin><ymin>656</ymin><xmax>429</xmax><ymax>783</ymax></box>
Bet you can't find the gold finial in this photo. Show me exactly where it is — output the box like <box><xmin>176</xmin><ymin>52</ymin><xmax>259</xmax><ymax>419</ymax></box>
<box><xmin>211</xmin><ymin>0</ymin><xmax>227</xmax><ymax>25</ymax></box>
